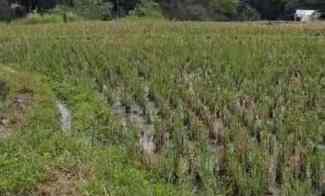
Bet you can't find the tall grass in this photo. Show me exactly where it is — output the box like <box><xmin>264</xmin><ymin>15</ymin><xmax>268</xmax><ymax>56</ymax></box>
<box><xmin>0</xmin><ymin>21</ymin><xmax>324</xmax><ymax>195</ymax></box>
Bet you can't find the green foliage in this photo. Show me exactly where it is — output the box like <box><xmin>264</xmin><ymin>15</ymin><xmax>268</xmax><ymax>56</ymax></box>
<box><xmin>71</xmin><ymin>0</ymin><xmax>113</xmax><ymax>20</ymax></box>
<box><xmin>237</xmin><ymin>3</ymin><xmax>260</xmax><ymax>21</ymax></box>
<box><xmin>130</xmin><ymin>0</ymin><xmax>163</xmax><ymax>18</ymax></box>
<box><xmin>14</xmin><ymin>11</ymin><xmax>80</xmax><ymax>24</ymax></box>
<box><xmin>2</xmin><ymin>0</ymin><xmax>325</xmax><ymax>21</ymax></box>
<box><xmin>209</xmin><ymin>0</ymin><xmax>239</xmax><ymax>16</ymax></box>
<box><xmin>0</xmin><ymin>0</ymin><xmax>11</xmax><ymax>22</ymax></box>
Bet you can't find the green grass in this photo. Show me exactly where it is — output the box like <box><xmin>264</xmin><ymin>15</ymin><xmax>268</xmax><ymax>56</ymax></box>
<box><xmin>0</xmin><ymin>65</ymin><xmax>188</xmax><ymax>196</ymax></box>
<box><xmin>0</xmin><ymin>21</ymin><xmax>324</xmax><ymax>195</ymax></box>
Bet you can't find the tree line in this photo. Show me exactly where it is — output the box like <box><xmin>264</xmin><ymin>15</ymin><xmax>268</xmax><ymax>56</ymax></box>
<box><xmin>1</xmin><ymin>0</ymin><xmax>325</xmax><ymax>21</ymax></box>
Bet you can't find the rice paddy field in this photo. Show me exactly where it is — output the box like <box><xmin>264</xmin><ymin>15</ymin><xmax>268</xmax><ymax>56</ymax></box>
<box><xmin>0</xmin><ymin>21</ymin><xmax>324</xmax><ymax>196</ymax></box>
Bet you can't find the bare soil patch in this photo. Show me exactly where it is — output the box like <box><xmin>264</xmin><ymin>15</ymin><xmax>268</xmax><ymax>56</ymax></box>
<box><xmin>0</xmin><ymin>89</ymin><xmax>33</xmax><ymax>138</ymax></box>
<box><xmin>36</xmin><ymin>167</ymin><xmax>91</xmax><ymax>196</ymax></box>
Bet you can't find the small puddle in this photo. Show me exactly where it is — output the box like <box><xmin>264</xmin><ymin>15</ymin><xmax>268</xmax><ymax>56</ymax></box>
<box><xmin>57</xmin><ymin>101</ymin><xmax>72</xmax><ymax>132</ymax></box>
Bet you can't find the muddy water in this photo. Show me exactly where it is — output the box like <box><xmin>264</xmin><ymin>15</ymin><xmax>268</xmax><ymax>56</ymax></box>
<box><xmin>111</xmin><ymin>86</ymin><xmax>159</xmax><ymax>154</ymax></box>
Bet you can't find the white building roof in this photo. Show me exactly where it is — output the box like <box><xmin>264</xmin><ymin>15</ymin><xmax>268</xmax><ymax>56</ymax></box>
<box><xmin>295</xmin><ymin>10</ymin><xmax>318</xmax><ymax>18</ymax></box>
